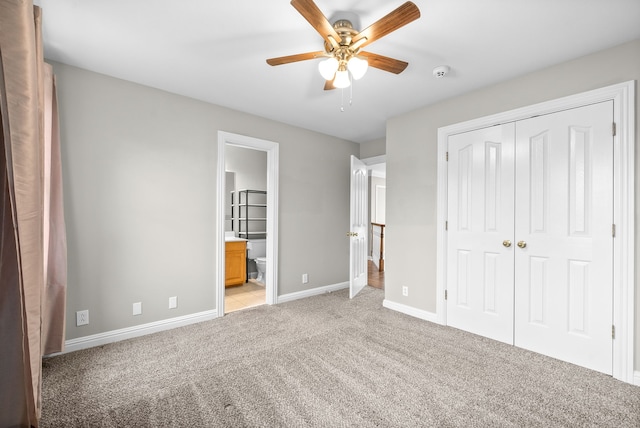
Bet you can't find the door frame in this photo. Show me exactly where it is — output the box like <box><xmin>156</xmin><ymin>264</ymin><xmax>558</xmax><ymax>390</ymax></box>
<box><xmin>363</xmin><ymin>155</ymin><xmax>386</xmax><ymax>276</ymax></box>
<box><xmin>216</xmin><ymin>131</ymin><xmax>279</xmax><ymax>315</ymax></box>
<box><xmin>436</xmin><ymin>81</ymin><xmax>635</xmax><ymax>383</ymax></box>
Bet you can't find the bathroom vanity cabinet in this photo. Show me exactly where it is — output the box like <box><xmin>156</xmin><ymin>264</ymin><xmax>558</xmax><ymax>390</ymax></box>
<box><xmin>225</xmin><ymin>240</ymin><xmax>247</xmax><ymax>287</ymax></box>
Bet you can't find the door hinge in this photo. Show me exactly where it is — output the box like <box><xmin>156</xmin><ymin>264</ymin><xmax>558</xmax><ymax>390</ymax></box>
<box><xmin>444</xmin><ymin>290</ymin><xmax>448</xmax><ymax>300</ymax></box>
<box><xmin>446</xmin><ymin>151</ymin><xmax>449</xmax><ymax>161</ymax></box>
<box><xmin>612</xmin><ymin>122</ymin><xmax>617</xmax><ymax>137</ymax></box>
<box><xmin>445</xmin><ymin>221</ymin><xmax>448</xmax><ymax>231</ymax></box>
<box><xmin>612</xmin><ymin>224</ymin><xmax>616</xmax><ymax>238</ymax></box>
<box><xmin>612</xmin><ymin>325</ymin><xmax>615</xmax><ymax>339</ymax></box>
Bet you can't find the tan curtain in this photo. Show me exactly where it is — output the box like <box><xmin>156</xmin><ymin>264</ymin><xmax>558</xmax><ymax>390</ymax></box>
<box><xmin>0</xmin><ymin>2</ymin><xmax>67</xmax><ymax>426</ymax></box>
<box><xmin>42</xmin><ymin>63</ymin><xmax>67</xmax><ymax>356</ymax></box>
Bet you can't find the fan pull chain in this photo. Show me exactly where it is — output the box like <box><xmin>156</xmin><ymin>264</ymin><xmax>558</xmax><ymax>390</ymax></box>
<box><xmin>339</xmin><ymin>76</ymin><xmax>354</xmax><ymax>112</ymax></box>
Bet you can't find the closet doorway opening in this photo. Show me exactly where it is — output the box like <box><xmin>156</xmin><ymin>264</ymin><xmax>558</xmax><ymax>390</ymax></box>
<box><xmin>216</xmin><ymin>132</ymin><xmax>279</xmax><ymax>316</ymax></box>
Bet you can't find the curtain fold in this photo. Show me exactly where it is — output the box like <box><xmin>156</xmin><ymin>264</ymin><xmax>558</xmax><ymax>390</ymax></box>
<box><xmin>0</xmin><ymin>57</ymin><xmax>31</xmax><ymax>424</ymax></box>
<box><xmin>0</xmin><ymin>2</ymin><xmax>43</xmax><ymax>425</ymax></box>
<box><xmin>0</xmin><ymin>2</ymin><xmax>67</xmax><ymax>426</ymax></box>
<box><xmin>42</xmin><ymin>62</ymin><xmax>67</xmax><ymax>356</ymax></box>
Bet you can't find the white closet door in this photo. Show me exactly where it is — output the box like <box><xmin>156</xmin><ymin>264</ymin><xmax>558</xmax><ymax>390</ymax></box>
<box><xmin>513</xmin><ymin>101</ymin><xmax>613</xmax><ymax>374</ymax></box>
<box><xmin>447</xmin><ymin>123</ymin><xmax>516</xmax><ymax>344</ymax></box>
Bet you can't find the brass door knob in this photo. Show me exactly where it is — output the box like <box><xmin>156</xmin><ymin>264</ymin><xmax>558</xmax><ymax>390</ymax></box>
<box><xmin>517</xmin><ymin>241</ymin><xmax>527</xmax><ymax>248</ymax></box>
<box><xmin>346</xmin><ymin>232</ymin><xmax>359</xmax><ymax>237</ymax></box>
<box><xmin>502</xmin><ymin>240</ymin><xmax>512</xmax><ymax>248</ymax></box>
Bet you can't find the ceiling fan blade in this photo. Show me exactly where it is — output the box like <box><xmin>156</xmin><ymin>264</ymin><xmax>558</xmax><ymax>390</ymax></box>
<box><xmin>291</xmin><ymin>0</ymin><xmax>341</xmax><ymax>45</ymax></box>
<box><xmin>351</xmin><ymin>2</ymin><xmax>420</xmax><ymax>49</ymax></box>
<box><xmin>324</xmin><ymin>78</ymin><xmax>336</xmax><ymax>91</ymax></box>
<box><xmin>266</xmin><ymin>51</ymin><xmax>326</xmax><ymax>66</ymax></box>
<box><xmin>359</xmin><ymin>52</ymin><xmax>408</xmax><ymax>74</ymax></box>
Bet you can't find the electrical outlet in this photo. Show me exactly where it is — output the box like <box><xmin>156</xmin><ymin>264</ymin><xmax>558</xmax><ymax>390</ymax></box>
<box><xmin>76</xmin><ymin>310</ymin><xmax>89</xmax><ymax>326</ymax></box>
<box><xmin>402</xmin><ymin>286</ymin><xmax>408</xmax><ymax>297</ymax></box>
<box><xmin>169</xmin><ymin>296</ymin><xmax>177</xmax><ymax>309</ymax></box>
<box><xmin>302</xmin><ymin>273</ymin><xmax>309</xmax><ymax>284</ymax></box>
<box><xmin>133</xmin><ymin>302</ymin><xmax>142</xmax><ymax>316</ymax></box>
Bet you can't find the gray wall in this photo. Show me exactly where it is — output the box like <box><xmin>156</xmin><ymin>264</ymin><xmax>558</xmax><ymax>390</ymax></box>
<box><xmin>370</xmin><ymin>175</ymin><xmax>386</xmax><ymax>225</ymax></box>
<box><xmin>53</xmin><ymin>62</ymin><xmax>358</xmax><ymax>340</ymax></box>
<box><xmin>360</xmin><ymin>137</ymin><xmax>386</xmax><ymax>159</ymax></box>
<box><xmin>226</xmin><ymin>145</ymin><xmax>267</xmax><ymax>192</ymax></box>
<box><xmin>368</xmin><ymin>175</ymin><xmax>386</xmax><ymax>256</ymax></box>
<box><xmin>224</xmin><ymin>172</ymin><xmax>235</xmax><ymax>232</ymax></box>
<box><xmin>225</xmin><ymin>146</ymin><xmax>267</xmax><ymax>235</ymax></box>
<box><xmin>385</xmin><ymin>39</ymin><xmax>640</xmax><ymax>368</ymax></box>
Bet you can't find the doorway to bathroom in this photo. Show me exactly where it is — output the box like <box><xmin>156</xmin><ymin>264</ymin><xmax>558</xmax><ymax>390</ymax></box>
<box><xmin>216</xmin><ymin>132</ymin><xmax>279</xmax><ymax>316</ymax></box>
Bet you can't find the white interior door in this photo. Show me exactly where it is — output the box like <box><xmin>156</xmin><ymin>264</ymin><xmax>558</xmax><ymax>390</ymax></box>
<box><xmin>446</xmin><ymin>124</ymin><xmax>516</xmax><ymax>344</ymax></box>
<box><xmin>349</xmin><ymin>155</ymin><xmax>368</xmax><ymax>299</ymax></box>
<box><xmin>514</xmin><ymin>101</ymin><xmax>613</xmax><ymax>374</ymax></box>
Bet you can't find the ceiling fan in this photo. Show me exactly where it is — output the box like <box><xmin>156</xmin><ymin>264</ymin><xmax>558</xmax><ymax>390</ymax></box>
<box><xmin>266</xmin><ymin>0</ymin><xmax>421</xmax><ymax>90</ymax></box>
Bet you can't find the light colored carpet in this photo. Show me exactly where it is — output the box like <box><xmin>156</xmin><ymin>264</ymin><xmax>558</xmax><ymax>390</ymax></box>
<box><xmin>42</xmin><ymin>287</ymin><xmax>640</xmax><ymax>427</ymax></box>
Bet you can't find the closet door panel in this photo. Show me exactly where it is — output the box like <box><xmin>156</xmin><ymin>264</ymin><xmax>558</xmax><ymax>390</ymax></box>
<box><xmin>446</xmin><ymin>123</ymin><xmax>515</xmax><ymax>344</ymax></box>
<box><xmin>513</xmin><ymin>101</ymin><xmax>613</xmax><ymax>375</ymax></box>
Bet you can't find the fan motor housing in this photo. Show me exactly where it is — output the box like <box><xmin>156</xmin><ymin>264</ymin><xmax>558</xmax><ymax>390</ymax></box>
<box><xmin>332</xmin><ymin>19</ymin><xmax>358</xmax><ymax>47</ymax></box>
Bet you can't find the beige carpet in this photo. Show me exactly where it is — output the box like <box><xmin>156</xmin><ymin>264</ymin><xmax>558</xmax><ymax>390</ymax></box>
<box><xmin>42</xmin><ymin>287</ymin><xmax>640</xmax><ymax>427</ymax></box>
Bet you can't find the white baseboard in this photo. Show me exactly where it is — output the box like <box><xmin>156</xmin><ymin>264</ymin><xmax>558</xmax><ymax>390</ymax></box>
<box><xmin>53</xmin><ymin>309</ymin><xmax>218</xmax><ymax>355</ymax></box>
<box><xmin>277</xmin><ymin>281</ymin><xmax>349</xmax><ymax>304</ymax></box>
<box><xmin>383</xmin><ymin>299</ymin><xmax>440</xmax><ymax>324</ymax></box>
<box><xmin>54</xmin><ymin>283</ymin><xmax>348</xmax><ymax>355</ymax></box>
<box><xmin>634</xmin><ymin>371</ymin><xmax>640</xmax><ymax>387</ymax></box>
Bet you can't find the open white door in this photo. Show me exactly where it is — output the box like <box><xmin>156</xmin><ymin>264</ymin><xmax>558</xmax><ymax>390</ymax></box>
<box><xmin>349</xmin><ymin>155</ymin><xmax>368</xmax><ymax>299</ymax></box>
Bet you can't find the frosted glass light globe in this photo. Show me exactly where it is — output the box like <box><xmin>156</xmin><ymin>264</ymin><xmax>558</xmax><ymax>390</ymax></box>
<box><xmin>333</xmin><ymin>69</ymin><xmax>351</xmax><ymax>88</ymax></box>
<box><xmin>347</xmin><ymin>57</ymin><xmax>368</xmax><ymax>80</ymax></box>
<box><xmin>318</xmin><ymin>57</ymin><xmax>339</xmax><ymax>80</ymax></box>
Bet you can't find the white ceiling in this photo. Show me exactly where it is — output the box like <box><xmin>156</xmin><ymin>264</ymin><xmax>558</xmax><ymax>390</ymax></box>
<box><xmin>35</xmin><ymin>0</ymin><xmax>640</xmax><ymax>143</ymax></box>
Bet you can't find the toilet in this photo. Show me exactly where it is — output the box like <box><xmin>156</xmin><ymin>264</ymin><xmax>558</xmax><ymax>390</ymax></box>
<box><xmin>246</xmin><ymin>239</ymin><xmax>267</xmax><ymax>284</ymax></box>
<box><xmin>255</xmin><ymin>258</ymin><xmax>267</xmax><ymax>283</ymax></box>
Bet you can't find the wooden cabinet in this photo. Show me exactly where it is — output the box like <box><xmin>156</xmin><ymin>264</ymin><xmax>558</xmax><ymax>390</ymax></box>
<box><xmin>225</xmin><ymin>241</ymin><xmax>246</xmax><ymax>287</ymax></box>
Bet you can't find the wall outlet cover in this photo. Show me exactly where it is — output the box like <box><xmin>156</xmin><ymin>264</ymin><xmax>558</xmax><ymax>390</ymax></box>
<box><xmin>76</xmin><ymin>310</ymin><xmax>89</xmax><ymax>326</ymax></box>
<box><xmin>302</xmin><ymin>273</ymin><xmax>309</xmax><ymax>284</ymax></box>
<box><xmin>133</xmin><ymin>302</ymin><xmax>142</xmax><ymax>316</ymax></box>
<box><xmin>169</xmin><ymin>296</ymin><xmax>177</xmax><ymax>309</ymax></box>
<box><xmin>402</xmin><ymin>286</ymin><xmax>408</xmax><ymax>297</ymax></box>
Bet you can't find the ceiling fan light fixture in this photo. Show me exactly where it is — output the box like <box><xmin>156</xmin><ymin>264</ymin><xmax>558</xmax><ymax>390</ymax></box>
<box><xmin>266</xmin><ymin>0</ymin><xmax>421</xmax><ymax>96</ymax></box>
<box><xmin>333</xmin><ymin>69</ymin><xmax>351</xmax><ymax>88</ymax></box>
<box><xmin>347</xmin><ymin>56</ymin><xmax>368</xmax><ymax>80</ymax></box>
<box><xmin>318</xmin><ymin>57</ymin><xmax>339</xmax><ymax>80</ymax></box>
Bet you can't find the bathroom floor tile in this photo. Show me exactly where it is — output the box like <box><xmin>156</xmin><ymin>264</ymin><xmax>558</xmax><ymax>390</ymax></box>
<box><xmin>234</xmin><ymin>292</ymin><xmax>264</xmax><ymax>305</ymax></box>
<box><xmin>225</xmin><ymin>285</ymin><xmax>247</xmax><ymax>296</ymax></box>
<box><xmin>245</xmin><ymin>280</ymin><xmax>265</xmax><ymax>290</ymax></box>
<box><xmin>224</xmin><ymin>297</ymin><xmax>245</xmax><ymax>313</ymax></box>
<box><xmin>225</xmin><ymin>282</ymin><xmax>266</xmax><ymax>313</ymax></box>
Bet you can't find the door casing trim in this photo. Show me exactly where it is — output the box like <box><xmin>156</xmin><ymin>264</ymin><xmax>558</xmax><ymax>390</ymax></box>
<box><xmin>436</xmin><ymin>81</ymin><xmax>635</xmax><ymax>383</ymax></box>
<box><xmin>216</xmin><ymin>132</ymin><xmax>279</xmax><ymax>315</ymax></box>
